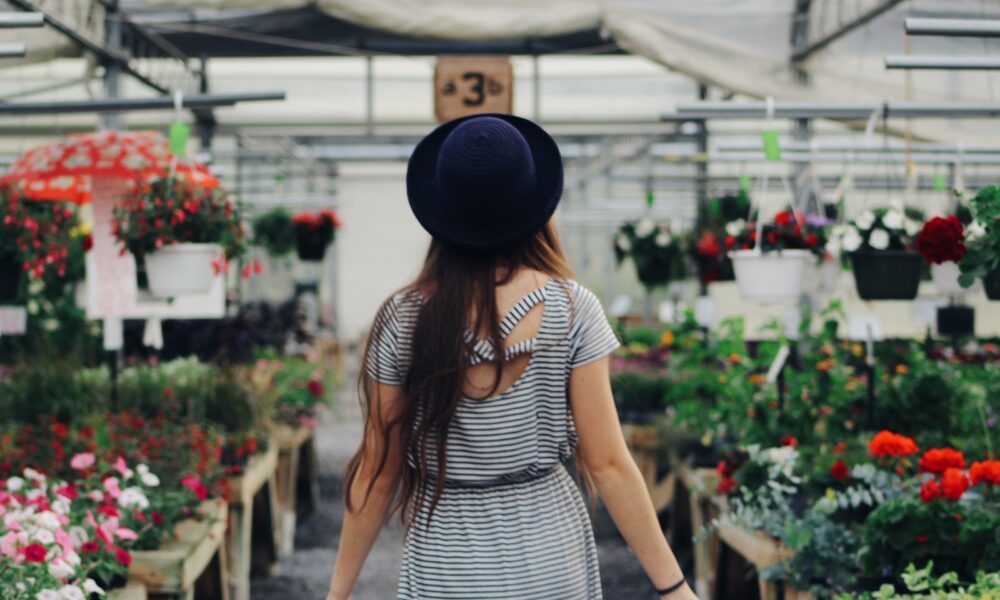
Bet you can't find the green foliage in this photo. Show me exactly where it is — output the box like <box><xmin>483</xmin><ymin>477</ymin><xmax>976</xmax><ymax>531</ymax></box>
<box><xmin>838</xmin><ymin>562</ymin><xmax>1000</xmax><ymax>599</ymax></box>
<box><xmin>251</xmin><ymin>208</ymin><xmax>295</xmax><ymax>256</ymax></box>
<box><xmin>0</xmin><ymin>361</ymin><xmax>108</xmax><ymax>424</ymax></box>
<box><xmin>959</xmin><ymin>185</ymin><xmax>1000</xmax><ymax>287</ymax></box>
<box><xmin>620</xmin><ymin>325</ymin><xmax>663</xmax><ymax>349</ymax></box>
<box><xmin>611</xmin><ymin>371</ymin><xmax>669</xmax><ymax>417</ymax></box>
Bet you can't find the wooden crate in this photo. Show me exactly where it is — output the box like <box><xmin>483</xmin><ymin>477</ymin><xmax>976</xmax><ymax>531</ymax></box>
<box><xmin>129</xmin><ymin>500</ymin><xmax>229</xmax><ymax>600</ymax></box>
<box><xmin>224</xmin><ymin>446</ymin><xmax>280</xmax><ymax>600</ymax></box>
<box><xmin>271</xmin><ymin>424</ymin><xmax>318</xmax><ymax>556</ymax></box>
<box><xmin>109</xmin><ymin>583</ymin><xmax>147</xmax><ymax>600</ymax></box>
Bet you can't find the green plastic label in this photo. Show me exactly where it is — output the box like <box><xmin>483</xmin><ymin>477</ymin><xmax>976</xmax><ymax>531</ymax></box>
<box><xmin>739</xmin><ymin>174</ymin><xmax>752</xmax><ymax>192</ymax></box>
<box><xmin>761</xmin><ymin>130</ymin><xmax>781</xmax><ymax>161</ymax></box>
<box><xmin>933</xmin><ymin>173</ymin><xmax>948</xmax><ymax>191</ymax></box>
<box><xmin>645</xmin><ymin>189</ymin><xmax>655</xmax><ymax>208</ymax></box>
<box><xmin>169</xmin><ymin>122</ymin><xmax>190</xmax><ymax>156</ymax></box>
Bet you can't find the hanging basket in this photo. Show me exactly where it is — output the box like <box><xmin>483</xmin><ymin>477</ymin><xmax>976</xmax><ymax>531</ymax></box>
<box><xmin>295</xmin><ymin>237</ymin><xmax>329</xmax><ymax>262</ymax></box>
<box><xmin>984</xmin><ymin>267</ymin><xmax>1000</xmax><ymax>301</ymax></box>
<box><xmin>144</xmin><ymin>243</ymin><xmax>222</xmax><ymax>298</ymax></box>
<box><xmin>0</xmin><ymin>254</ymin><xmax>22</xmax><ymax>304</ymax></box>
<box><xmin>850</xmin><ymin>251</ymin><xmax>923</xmax><ymax>301</ymax></box>
<box><xmin>633</xmin><ymin>256</ymin><xmax>674</xmax><ymax>289</ymax></box>
<box><xmin>729</xmin><ymin>249</ymin><xmax>810</xmax><ymax>303</ymax></box>
<box><xmin>930</xmin><ymin>261</ymin><xmax>974</xmax><ymax>297</ymax></box>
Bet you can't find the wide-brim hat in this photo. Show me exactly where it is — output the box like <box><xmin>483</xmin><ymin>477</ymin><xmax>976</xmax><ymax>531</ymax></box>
<box><xmin>406</xmin><ymin>113</ymin><xmax>563</xmax><ymax>250</ymax></box>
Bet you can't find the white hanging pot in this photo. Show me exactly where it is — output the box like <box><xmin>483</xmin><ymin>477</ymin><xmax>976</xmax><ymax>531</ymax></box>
<box><xmin>730</xmin><ymin>249</ymin><xmax>811</xmax><ymax>303</ymax></box>
<box><xmin>144</xmin><ymin>243</ymin><xmax>222</xmax><ymax>298</ymax></box>
<box><xmin>931</xmin><ymin>261</ymin><xmax>976</xmax><ymax>297</ymax></box>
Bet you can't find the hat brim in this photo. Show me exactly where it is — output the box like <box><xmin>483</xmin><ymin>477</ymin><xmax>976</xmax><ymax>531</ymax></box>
<box><xmin>407</xmin><ymin>113</ymin><xmax>563</xmax><ymax>250</ymax></box>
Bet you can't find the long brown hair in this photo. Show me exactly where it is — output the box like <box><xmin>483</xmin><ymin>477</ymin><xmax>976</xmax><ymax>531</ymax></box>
<box><xmin>344</xmin><ymin>220</ymin><xmax>576</xmax><ymax>524</ymax></box>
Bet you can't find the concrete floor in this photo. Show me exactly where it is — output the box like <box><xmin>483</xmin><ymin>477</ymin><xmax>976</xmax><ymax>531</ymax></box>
<box><xmin>251</xmin><ymin>392</ymin><xmax>667</xmax><ymax>600</ymax></box>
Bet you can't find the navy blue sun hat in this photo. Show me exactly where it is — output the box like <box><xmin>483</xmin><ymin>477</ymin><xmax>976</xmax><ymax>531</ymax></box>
<box><xmin>406</xmin><ymin>113</ymin><xmax>563</xmax><ymax>250</ymax></box>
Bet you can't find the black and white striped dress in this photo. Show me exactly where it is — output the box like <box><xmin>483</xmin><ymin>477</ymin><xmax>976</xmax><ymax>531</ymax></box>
<box><xmin>366</xmin><ymin>278</ymin><xmax>620</xmax><ymax>599</ymax></box>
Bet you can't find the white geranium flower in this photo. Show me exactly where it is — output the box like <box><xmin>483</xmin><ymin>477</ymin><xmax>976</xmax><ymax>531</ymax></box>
<box><xmin>967</xmin><ymin>221</ymin><xmax>987</xmax><ymax>241</ymax></box>
<box><xmin>725</xmin><ymin>219</ymin><xmax>746</xmax><ymax>237</ymax></box>
<box><xmin>35</xmin><ymin>590</ymin><xmax>60</xmax><ymax>600</ymax></box>
<box><xmin>68</xmin><ymin>527</ymin><xmax>88</xmax><ymax>546</ymax></box>
<box><xmin>52</xmin><ymin>498</ymin><xmax>70</xmax><ymax>516</ymax></box>
<box><xmin>82</xmin><ymin>580</ymin><xmax>104</xmax><ymax>596</ymax></box>
<box><xmin>654</xmin><ymin>232</ymin><xmax>672</xmax><ymax>247</ymax></box>
<box><xmin>35</xmin><ymin>512</ymin><xmax>61</xmax><ymax>531</ymax></box>
<box><xmin>841</xmin><ymin>226</ymin><xmax>863</xmax><ymax>253</ymax></box>
<box><xmin>869</xmin><ymin>228</ymin><xmax>891</xmax><ymax>250</ymax></box>
<box><xmin>854</xmin><ymin>210</ymin><xmax>876</xmax><ymax>230</ymax></box>
<box><xmin>634</xmin><ymin>218</ymin><xmax>656</xmax><ymax>238</ymax></box>
<box><xmin>904</xmin><ymin>218</ymin><xmax>923</xmax><ymax>237</ymax></box>
<box><xmin>117</xmin><ymin>487</ymin><xmax>149</xmax><ymax>510</ymax></box>
<box><xmin>23</xmin><ymin>468</ymin><xmax>44</xmax><ymax>482</ymax></box>
<box><xmin>62</xmin><ymin>551</ymin><xmax>80</xmax><ymax>566</ymax></box>
<box><xmin>140</xmin><ymin>472</ymin><xmax>160</xmax><ymax>488</ymax></box>
<box><xmin>32</xmin><ymin>528</ymin><xmax>55</xmax><ymax>546</ymax></box>
<box><xmin>7</xmin><ymin>477</ymin><xmax>24</xmax><ymax>492</ymax></box>
<box><xmin>48</xmin><ymin>560</ymin><xmax>75</xmax><ymax>580</ymax></box>
<box><xmin>615</xmin><ymin>234</ymin><xmax>632</xmax><ymax>252</ymax></box>
<box><xmin>766</xmin><ymin>446</ymin><xmax>795</xmax><ymax>465</ymax></box>
<box><xmin>136</xmin><ymin>464</ymin><xmax>150</xmax><ymax>477</ymax></box>
<box><xmin>882</xmin><ymin>210</ymin><xmax>904</xmax><ymax>230</ymax></box>
<box><xmin>57</xmin><ymin>585</ymin><xmax>84</xmax><ymax>600</ymax></box>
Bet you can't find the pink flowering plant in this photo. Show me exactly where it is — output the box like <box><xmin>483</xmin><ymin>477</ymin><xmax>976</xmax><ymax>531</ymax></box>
<box><xmin>250</xmin><ymin>352</ymin><xmax>333</xmax><ymax>428</ymax></box>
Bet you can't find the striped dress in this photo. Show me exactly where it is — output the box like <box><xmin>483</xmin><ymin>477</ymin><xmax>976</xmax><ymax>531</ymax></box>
<box><xmin>365</xmin><ymin>278</ymin><xmax>620</xmax><ymax>600</ymax></box>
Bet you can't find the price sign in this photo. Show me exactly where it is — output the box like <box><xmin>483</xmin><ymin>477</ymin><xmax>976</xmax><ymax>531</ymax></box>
<box><xmin>434</xmin><ymin>56</ymin><xmax>513</xmax><ymax>123</ymax></box>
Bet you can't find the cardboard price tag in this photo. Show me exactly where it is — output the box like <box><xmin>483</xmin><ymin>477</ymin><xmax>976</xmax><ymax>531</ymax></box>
<box><xmin>766</xmin><ymin>344</ymin><xmax>790</xmax><ymax>383</ymax></box>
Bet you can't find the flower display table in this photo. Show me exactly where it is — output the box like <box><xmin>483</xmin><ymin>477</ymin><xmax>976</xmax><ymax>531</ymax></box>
<box><xmin>108</xmin><ymin>583</ymin><xmax>148</xmax><ymax>600</ymax></box>
<box><xmin>224</xmin><ymin>445</ymin><xmax>280</xmax><ymax>600</ymax></box>
<box><xmin>272</xmin><ymin>424</ymin><xmax>320</xmax><ymax>556</ymax></box>
<box><xmin>129</xmin><ymin>500</ymin><xmax>230</xmax><ymax>600</ymax></box>
<box><xmin>675</xmin><ymin>462</ymin><xmax>721</xmax><ymax>600</ymax></box>
<box><xmin>622</xmin><ymin>423</ymin><xmax>676</xmax><ymax>513</ymax></box>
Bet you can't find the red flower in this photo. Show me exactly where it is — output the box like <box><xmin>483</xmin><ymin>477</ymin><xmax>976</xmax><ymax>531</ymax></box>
<box><xmin>114</xmin><ymin>547</ymin><xmax>132</xmax><ymax>567</ymax></box>
<box><xmin>55</xmin><ymin>484</ymin><xmax>77</xmax><ymax>500</ymax></box>
<box><xmin>970</xmin><ymin>460</ymin><xmax>1000</xmax><ymax>486</ymax></box>
<box><xmin>696</xmin><ymin>231</ymin><xmax>722</xmax><ymax>259</ymax></box>
<box><xmin>830</xmin><ymin>460</ymin><xmax>849</xmax><ymax>480</ymax></box>
<box><xmin>781</xmin><ymin>435</ymin><xmax>798</xmax><ymax>448</ymax></box>
<box><xmin>832</xmin><ymin>442</ymin><xmax>848</xmax><ymax>455</ymax></box>
<box><xmin>52</xmin><ymin>422</ymin><xmax>68</xmax><ymax>438</ymax></box>
<box><xmin>715</xmin><ymin>460</ymin><xmax>730</xmax><ymax>477</ymax></box>
<box><xmin>941</xmin><ymin>468</ymin><xmax>970</xmax><ymax>501</ymax></box>
<box><xmin>22</xmin><ymin>543</ymin><xmax>47</xmax><ymax>563</ymax></box>
<box><xmin>868</xmin><ymin>431</ymin><xmax>919</xmax><ymax>458</ymax></box>
<box><xmin>152</xmin><ymin>511</ymin><xmax>164</xmax><ymax>526</ymax></box>
<box><xmin>915</xmin><ymin>216</ymin><xmax>966</xmax><ymax>264</ymax></box>
<box><xmin>181</xmin><ymin>475</ymin><xmax>209</xmax><ymax>501</ymax></box>
<box><xmin>919</xmin><ymin>479</ymin><xmax>941</xmax><ymax>503</ymax></box>
<box><xmin>775</xmin><ymin>211</ymin><xmax>793</xmax><ymax>227</ymax></box>
<box><xmin>97</xmin><ymin>503</ymin><xmax>120</xmax><ymax>519</ymax></box>
<box><xmin>79</xmin><ymin>426</ymin><xmax>94</xmax><ymax>439</ymax></box>
<box><xmin>717</xmin><ymin>476</ymin><xmax>739</xmax><ymax>495</ymax></box>
<box><xmin>919</xmin><ymin>448</ymin><xmax>966</xmax><ymax>474</ymax></box>
<box><xmin>307</xmin><ymin>379</ymin><xmax>324</xmax><ymax>398</ymax></box>
<box><xmin>81</xmin><ymin>541</ymin><xmax>100</xmax><ymax>554</ymax></box>
<box><xmin>916</xmin><ymin>535</ymin><xmax>929</xmax><ymax>543</ymax></box>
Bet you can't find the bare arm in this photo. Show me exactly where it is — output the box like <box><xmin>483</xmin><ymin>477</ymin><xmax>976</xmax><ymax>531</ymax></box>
<box><xmin>570</xmin><ymin>356</ymin><xmax>697</xmax><ymax>599</ymax></box>
<box><xmin>327</xmin><ymin>381</ymin><xmax>404</xmax><ymax>600</ymax></box>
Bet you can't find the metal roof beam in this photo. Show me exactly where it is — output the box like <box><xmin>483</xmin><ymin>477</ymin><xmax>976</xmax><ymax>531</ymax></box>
<box><xmin>0</xmin><ymin>92</ymin><xmax>284</xmax><ymax>116</ymax></box>
<box><xmin>0</xmin><ymin>12</ymin><xmax>43</xmax><ymax>28</ymax></box>
<box><xmin>670</xmin><ymin>101</ymin><xmax>1000</xmax><ymax>120</ymax></box>
<box><xmin>885</xmin><ymin>55</ymin><xmax>1000</xmax><ymax>70</ymax></box>
<box><xmin>792</xmin><ymin>0</ymin><xmax>905</xmax><ymax>62</ymax></box>
<box><xmin>904</xmin><ymin>17</ymin><xmax>1000</xmax><ymax>37</ymax></box>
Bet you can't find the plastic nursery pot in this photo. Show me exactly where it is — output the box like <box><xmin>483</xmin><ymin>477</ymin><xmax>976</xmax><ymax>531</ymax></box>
<box><xmin>0</xmin><ymin>253</ymin><xmax>22</xmax><ymax>304</ymax></box>
<box><xmin>143</xmin><ymin>243</ymin><xmax>222</xmax><ymax>298</ymax></box>
<box><xmin>938</xmin><ymin>305</ymin><xmax>975</xmax><ymax>337</ymax></box>
<box><xmin>984</xmin><ymin>268</ymin><xmax>1000</xmax><ymax>301</ymax></box>
<box><xmin>295</xmin><ymin>236</ymin><xmax>329</xmax><ymax>262</ymax></box>
<box><xmin>633</xmin><ymin>257</ymin><xmax>674</xmax><ymax>288</ymax></box>
<box><xmin>849</xmin><ymin>251</ymin><xmax>923</xmax><ymax>301</ymax></box>
<box><xmin>729</xmin><ymin>249</ymin><xmax>811</xmax><ymax>303</ymax></box>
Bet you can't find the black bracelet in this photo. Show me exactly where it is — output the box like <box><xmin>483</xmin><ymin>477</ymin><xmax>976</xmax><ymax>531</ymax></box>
<box><xmin>657</xmin><ymin>579</ymin><xmax>687</xmax><ymax>597</ymax></box>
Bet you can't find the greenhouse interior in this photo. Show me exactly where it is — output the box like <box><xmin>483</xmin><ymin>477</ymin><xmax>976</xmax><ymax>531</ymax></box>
<box><xmin>1</xmin><ymin>1</ymin><xmax>1000</xmax><ymax>599</ymax></box>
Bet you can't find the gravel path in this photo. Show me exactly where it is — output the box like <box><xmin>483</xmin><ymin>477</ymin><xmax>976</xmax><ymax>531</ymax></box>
<box><xmin>251</xmin><ymin>391</ymin><xmax>678</xmax><ymax>599</ymax></box>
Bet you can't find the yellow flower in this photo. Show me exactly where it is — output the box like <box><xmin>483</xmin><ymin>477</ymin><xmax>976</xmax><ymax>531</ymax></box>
<box><xmin>69</xmin><ymin>221</ymin><xmax>92</xmax><ymax>237</ymax></box>
<box><xmin>825</xmin><ymin>488</ymin><xmax>836</xmax><ymax>501</ymax></box>
<box><xmin>661</xmin><ymin>331</ymin><xmax>675</xmax><ymax>346</ymax></box>
<box><xmin>717</xmin><ymin>375</ymin><xmax>728</xmax><ymax>385</ymax></box>
<box><xmin>851</xmin><ymin>343</ymin><xmax>864</xmax><ymax>357</ymax></box>
<box><xmin>700</xmin><ymin>432</ymin><xmax>713</xmax><ymax>447</ymax></box>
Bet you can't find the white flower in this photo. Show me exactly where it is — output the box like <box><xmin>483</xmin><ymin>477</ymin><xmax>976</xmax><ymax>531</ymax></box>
<box><xmin>52</xmin><ymin>498</ymin><xmax>70</xmax><ymax>516</ymax></box>
<box><xmin>35</xmin><ymin>512</ymin><xmax>61</xmax><ymax>531</ymax></box>
<box><xmin>57</xmin><ymin>585</ymin><xmax>84</xmax><ymax>600</ymax></box>
<box><xmin>88</xmin><ymin>491</ymin><xmax>103</xmax><ymax>503</ymax></box>
<box><xmin>32</xmin><ymin>528</ymin><xmax>55</xmax><ymax>545</ymax></box>
<box><xmin>136</xmin><ymin>464</ymin><xmax>150</xmax><ymax>476</ymax></box>
<box><xmin>140</xmin><ymin>472</ymin><xmax>160</xmax><ymax>488</ymax></box>
<box><xmin>882</xmin><ymin>210</ymin><xmax>904</xmax><ymax>230</ymax></box>
<box><xmin>117</xmin><ymin>487</ymin><xmax>149</xmax><ymax>510</ymax></box>
<box><xmin>841</xmin><ymin>226</ymin><xmax>863</xmax><ymax>253</ymax></box>
<box><xmin>22</xmin><ymin>468</ymin><xmax>44</xmax><ymax>483</ymax></box>
<box><xmin>48</xmin><ymin>560</ymin><xmax>75</xmax><ymax>580</ymax></box>
<box><xmin>62</xmin><ymin>551</ymin><xmax>80</xmax><ymax>566</ymax></box>
<box><xmin>766</xmin><ymin>446</ymin><xmax>796</xmax><ymax>465</ymax></box>
<box><xmin>904</xmin><ymin>218</ymin><xmax>923</xmax><ymax>237</ymax></box>
<box><xmin>16</xmin><ymin>582</ymin><xmax>25</xmax><ymax>592</ymax></box>
<box><xmin>968</xmin><ymin>221</ymin><xmax>987</xmax><ymax>241</ymax></box>
<box><xmin>121</xmin><ymin>468</ymin><xmax>134</xmax><ymax>481</ymax></box>
<box><xmin>869</xmin><ymin>228</ymin><xmax>891</xmax><ymax>250</ymax></box>
<box><xmin>634</xmin><ymin>218</ymin><xmax>656</xmax><ymax>238</ymax></box>
<box><xmin>654</xmin><ymin>232</ymin><xmax>672</xmax><ymax>247</ymax></box>
<box><xmin>82</xmin><ymin>580</ymin><xmax>105</xmax><ymax>596</ymax></box>
<box><xmin>7</xmin><ymin>477</ymin><xmax>24</xmax><ymax>492</ymax></box>
<box><xmin>854</xmin><ymin>210</ymin><xmax>876</xmax><ymax>230</ymax></box>
<box><xmin>615</xmin><ymin>234</ymin><xmax>631</xmax><ymax>252</ymax></box>
<box><xmin>35</xmin><ymin>591</ymin><xmax>60</xmax><ymax>600</ymax></box>
<box><xmin>725</xmin><ymin>219</ymin><xmax>746</xmax><ymax>237</ymax></box>
<box><xmin>68</xmin><ymin>527</ymin><xmax>88</xmax><ymax>546</ymax></box>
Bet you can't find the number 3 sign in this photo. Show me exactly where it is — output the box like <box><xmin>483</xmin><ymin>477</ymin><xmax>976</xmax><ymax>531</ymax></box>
<box><xmin>434</xmin><ymin>56</ymin><xmax>513</xmax><ymax>122</ymax></box>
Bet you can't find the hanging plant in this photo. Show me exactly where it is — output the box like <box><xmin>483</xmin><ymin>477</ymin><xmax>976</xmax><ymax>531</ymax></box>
<box><xmin>691</xmin><ymin>191</ymin><xmax>752</xmax><ymax>285</ymax></box>
<box><xmin>113</xmin><ymin>177</ymin><xmax>244</xmax><ymax>298</ymax></box>
<box><xmin>251</xmin><ymin>208</ymin><xmax>295</xmax><ymax>257</ymax></box>
<box><xmin>292</xmin><ymin>209</ymin><xmax>342</xmax><ymax>262</ymax></box>
<box><xmin>724</xmin><ymin>210</ymin><xmax>827</xmax><ymax>257</ymax></box>
<box><xmin>613</xmin><ymin>219</ymin><xmax>685</xmax><ymax>289</ymax></box>
<box><xmin>959</xmin><ymin>185</ymin><xmax>1000</xmax><ymax>299</ymax></box>
<box><xmin>0</xmin><ymin>187</ymin><xmax>80</xmax><ymax>302</ymax></box>
<box><xmin>833</xmin><ymin>206</ymin><xmax>925</xmax><ymax>301</ymax></box>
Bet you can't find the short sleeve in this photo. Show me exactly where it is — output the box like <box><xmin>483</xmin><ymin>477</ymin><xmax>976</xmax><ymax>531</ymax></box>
<box><xmin>569</xmin><ymin>283</ymin><xmax>621</xmax><ymax>368</ymax></box>
<box><xmin>364</xmin><ymin>296</ymin><xmax>404</xmax><ymax>385</ymax></box>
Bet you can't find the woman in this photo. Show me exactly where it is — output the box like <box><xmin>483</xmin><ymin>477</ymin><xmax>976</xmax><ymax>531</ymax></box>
<box><xmin>327</xmin><ymin>114</ymin><xmax>695</xmax><ymax>600</ymax></box>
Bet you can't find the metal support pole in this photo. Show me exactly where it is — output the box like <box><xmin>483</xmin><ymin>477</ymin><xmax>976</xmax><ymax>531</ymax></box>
<box><xmin>905</xmin><ymin>17</ymin><xmax>1000</xmax><ymax>37</ymax></box>
<box><xmin>0</xmin><ymin>12</ymin><xmax>43</xmax><ymax>28</ymax></box>
<box><xmin>670</xmin><ymin>101</ymin><xmax>1000</xmax><ymax>120</ymax></box>
<box><xmin>102</xmin><ymin>0</ymin><xmax>123</xmax><ymax>131</ymax></box>
<box><xmin>0</xmin><ymin>43</ymin><xmax>26</xmax><ymax>57</ymax></box>
<box><xmin>793</xmin><ymin>117</ymin><xmax>813</xmax><ymax>212</ymax></box>
<box><xmin>195</xmin><ymin>55</ymin><xmax>217</xmax><ymax>152</ymax></box>
<box><xmin>365</xmin><ymin>55</ymin><xmax>374</xmax><ymax>136</ymax></box>
<box><xmin>885</xmin><ymin>56</ymin><xmax>1000</xmax><ymax>70</ymax></box>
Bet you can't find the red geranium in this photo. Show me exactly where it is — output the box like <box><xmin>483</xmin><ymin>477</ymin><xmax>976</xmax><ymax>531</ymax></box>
<box><xmin>115</xmin><ymin>547</ymin><xmax>133</xmax><ymax>567</ymax></box>
<box><xmin>970</xmin><ymin>460</ymin><xmax>1000</xmax><ymax>486</ymax></box>
<box><xmin>915</xmin><ymin>216</ymin><xmax>966</xmax><ymax>264</ymax></box>
<box><xmin>940</xmin><ymin>468</ymin><xmax>970</xmax><ymax>501</ymax></box>
<box><xmin>781</xmin><ymin>435</ymin><xmax>799</xmax><ymax>448</ymax></box>
<box><xmin>919</xmin><ymin>479</ymin><xmax>942</xmax><ymax>503</ymax></box>
<box><xmin>830</xmin><ymin>460</ymin><xmax>849</xmax><ymax>480</ymax></box>
<box><xmin>22</xmin><ymin>543</ymin><xmax>47</xmax><ymax>563</ymax></box>
<box><xmin>868</xmin><ymin>431</ymin><xmax>919</xmax><ymax>458</ymax></box>
<box><xmin>919</xmin><ymin>448</ymin><xmax>966</xmax><ymax>474</ymax></box>
<box><xmin>307</xmin><ymin>379</ymin><xmax>324</xmax><ymax>398</ymax></box>
<box><xmin>696</xmin><ymin>231</ymin><xmax>722</xmax><ymax>259</ymax></box>
<box><xmin>717</xmin><ymin>476</ymin><xmax>739</xmax><ymax>495</ymax></box>
<box><xmin>80</xmin><ymin>541</ymin><xmax>101</xmax><ymax>554</ymax></box>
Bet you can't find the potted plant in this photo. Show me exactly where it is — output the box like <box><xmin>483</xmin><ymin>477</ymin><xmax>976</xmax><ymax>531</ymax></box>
<box><xmin>614</xmin><ymin>219</ymin><xmax>685</xmax><ymax>289</ymax></box>
<box><xmin>292</xmin><ymin>209</ymin><xmax>341</xmax><ymax>262</ymax></box>
<box><xmin>252</xmin><ymin>207</ymin><xmax>295</xmax><ymax>257</ymax></box>
<box><xmin>0</xmin><ymin>188</ymin><xmax>79</xmax><ymax>303</ymax></box>
<box><xmin>113</xmin><ymin>177</ymin><xmax>244</xmax><ymax>298</ymax></box>
<box><xmin>959</xmin><ymin>185</ymin><xmax>1000</xmax><ymax>300</ymax></box>
<box><xmin>726</xmin><ymin>210</ymin><xmax>825</xmax><ymax>303</ymax></box>
<box><xmin>691</xmin><ymin>191</ymin><xmax>752</xmax><ymax>285</ymax></box>
<box><xmin>838</xmin><ymin>207</ymin><xmax>924</xmax><ymax>300</ymax></box>
<box><xmin>915</xmin><ymin>215</ymin><xmax>968</xmax><ymax>297</ymax></box>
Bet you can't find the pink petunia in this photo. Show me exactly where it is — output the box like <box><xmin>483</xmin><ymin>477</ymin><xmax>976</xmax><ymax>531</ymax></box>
<box><xmin>114</xmin><ymin>457</ymin><xmax>129</xmax><ymax>477</ymax></box>
<box><xmin>70</xmin><ymin>453</ymin><xmax>95</xmax><ymax>470</ymax></box>
<box><xmin>102</xmin><ymin>477</ymin><xmax>121</xmax><ymax>500</ymax></box>
<box><xmin>115</xmin><ymin>528</ymin><xmax>138</xmax><ymax>541</ymax></box>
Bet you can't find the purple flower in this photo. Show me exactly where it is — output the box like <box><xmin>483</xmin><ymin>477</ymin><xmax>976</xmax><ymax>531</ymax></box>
<box><xmin>988</xmin><ymin>417</ymin><xmax>997</xmax><ymax>429</ymax></box>
<box><xmin>806</xmin><ymin>215</ymin><xmax>835</xmax><ymax>228</ymax></box>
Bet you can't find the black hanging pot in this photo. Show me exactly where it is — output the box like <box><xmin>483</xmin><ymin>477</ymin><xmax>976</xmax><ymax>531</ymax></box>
<box><xmin>0</xmin><ymin>254</ymin><xmax>22</xmax><ymax>303</ymax></box>
<box><xmin>983</xmin><ymin>267</ymin><xmax>1000</xmax><ymax>301</ymax></box>
<box><xmin>850</xmin><ymin>251</ymin><xmax>923</xmax><ymax>300</ymax></box>
<box><xmin>937</xmin><ymin>305</ymin><xmax>975</xmax><ymax>337</ymax></box>
<box><xmin>633</xmin><ymin>255</ymin><xmax>674</xmax><ymax>288</ymax></box>
<box><xmin>295</xmin><ymin>236</ymin><xmax>328</xmax><ymax>262</ymax></box>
